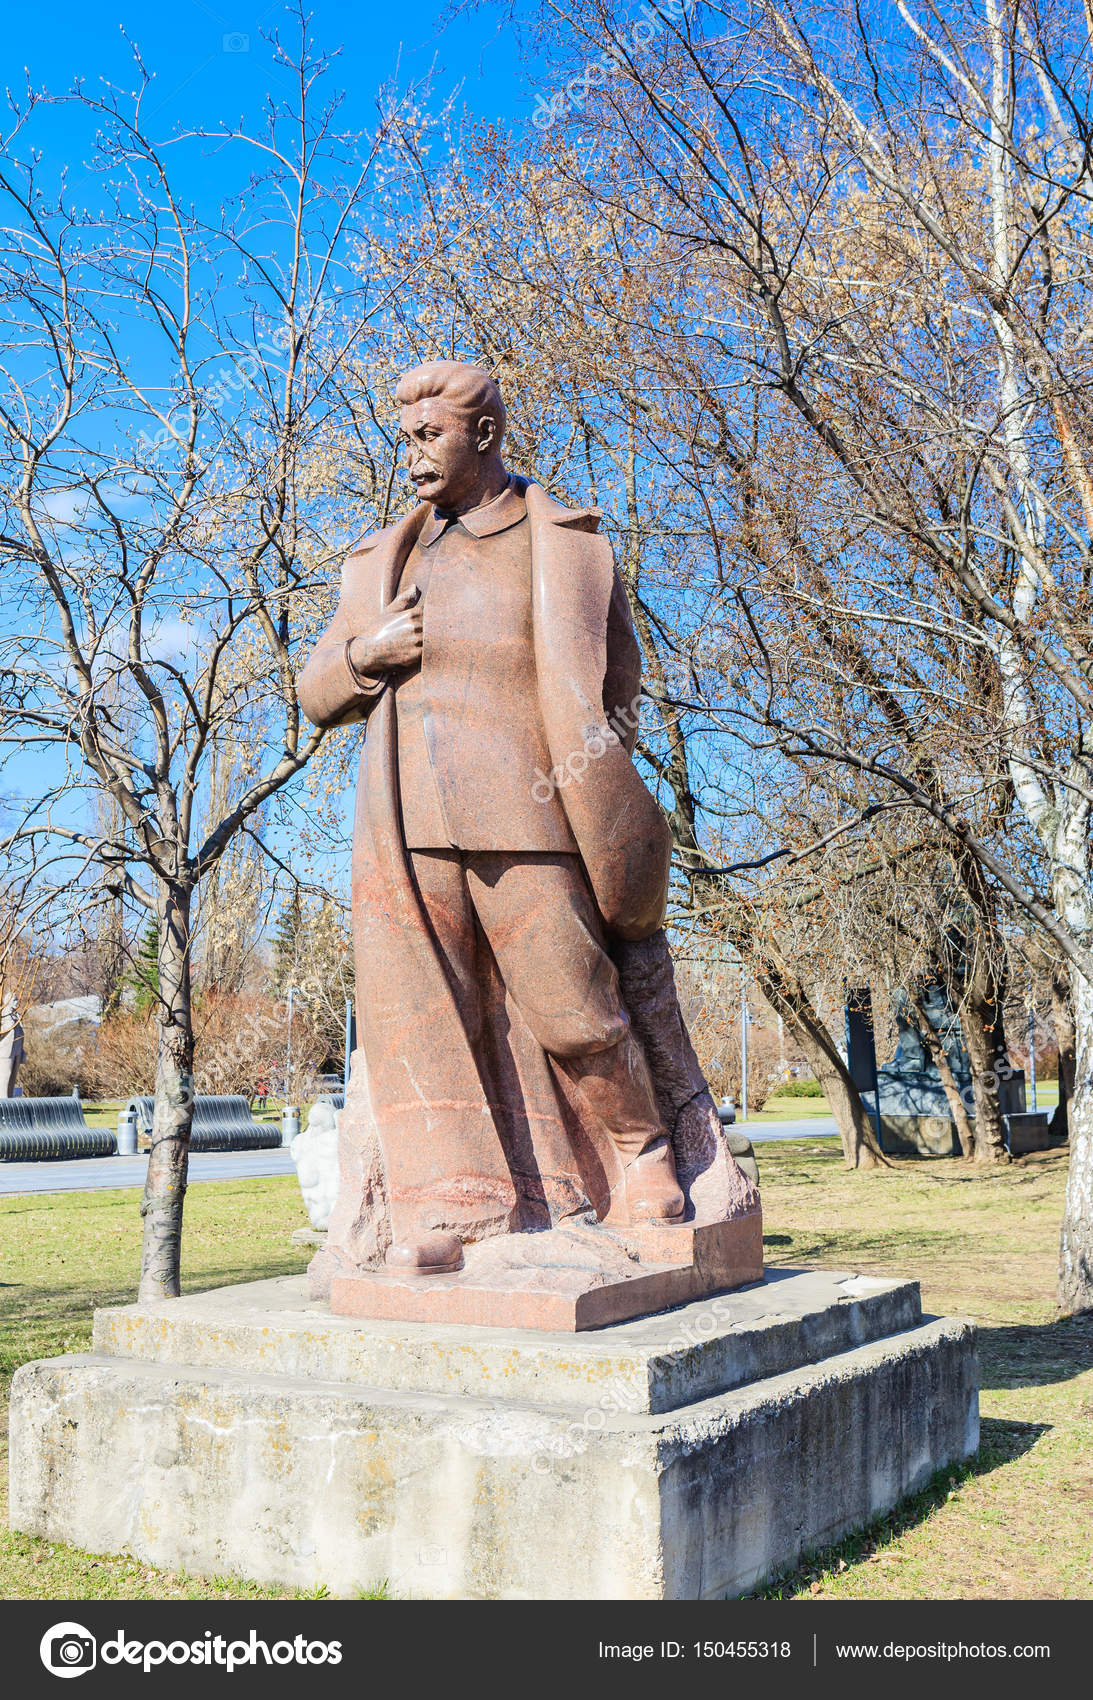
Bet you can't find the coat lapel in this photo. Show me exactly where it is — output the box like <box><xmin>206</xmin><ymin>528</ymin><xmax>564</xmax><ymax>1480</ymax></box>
<box><xmin>342</xmin><ymin>503</ymin><xmax>429</xmax><ymax>624</ymax></box>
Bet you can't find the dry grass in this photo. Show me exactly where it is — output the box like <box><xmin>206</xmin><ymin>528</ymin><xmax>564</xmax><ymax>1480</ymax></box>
<box><xmin>753</xmin><ymin>1141</ymin><xmax>1093</xmax><ymax>1599</ymax></box>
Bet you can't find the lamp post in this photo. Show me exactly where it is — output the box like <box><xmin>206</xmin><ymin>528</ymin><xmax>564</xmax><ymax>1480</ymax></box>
<box><xmin>343</xmin><ymin>997</ymin><xmax>354</xmax><ymax>1095</ymax></box>
<box><xmin>741</xmin><ymin>963</ymin><xmax>749</xmax><ymax>1122</ymax></box>
<box><xmin>285</xmin><ymin>985</ymin><xmax>306</xmax><ymax>1098</ymax></box>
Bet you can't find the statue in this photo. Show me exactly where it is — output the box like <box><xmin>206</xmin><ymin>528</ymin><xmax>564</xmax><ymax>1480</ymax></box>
<box><xmin>0</xmin><ymin>1003</ymin><xmax>25</xmax><ymax>1099</ymax></box>
<box><xmin>299</xmin><ymin>362</ymin><xmax>759</xmax><ymax>1324</ymax></box>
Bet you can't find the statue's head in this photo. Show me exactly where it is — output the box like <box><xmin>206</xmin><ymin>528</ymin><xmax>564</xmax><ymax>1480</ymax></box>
<box><xmin>395</xmin><ymin>360</ymin><xmax>507</xmax><ymax>511</ymax></box>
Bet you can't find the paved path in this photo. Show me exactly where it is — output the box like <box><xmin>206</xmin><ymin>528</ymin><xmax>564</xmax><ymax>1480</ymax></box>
<box><xmin>0</xmin><ymin>1118</ymin><xmax>837</xmax><ymax>1198</ymax></box>
<box><xmin>0</xmin><ymin>1147</ymin><xmax>296</xmax><ymax>1196</ymax></box>
<box><xmin>735</xmin><ymin>1116</ymin><xmax>839</xmax><ymax>1143</ymax></box>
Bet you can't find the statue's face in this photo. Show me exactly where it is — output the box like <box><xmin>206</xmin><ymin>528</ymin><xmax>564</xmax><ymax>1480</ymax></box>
<box><xmin>400</xmin><ymin>396</ymin><xmax>496</xmax><ymax>510</ymax></box>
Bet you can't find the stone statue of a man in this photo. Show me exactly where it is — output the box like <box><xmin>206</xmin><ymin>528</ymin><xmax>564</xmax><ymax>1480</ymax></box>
<box><xmin>300</xmin><ymin>362</ymin><xmax>755</xmax><ymax>1296</ymax></box>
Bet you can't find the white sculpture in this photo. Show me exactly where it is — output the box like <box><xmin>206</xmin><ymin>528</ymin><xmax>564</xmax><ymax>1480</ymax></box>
<box><xmin>290</xmin><ymin>1099</ymin><xmax>340</xmax><ymax>1231</ymax></box>
<box><xmin>0</xmin><ymin>1004</ymin><xmax>25</xmax><ymax>1099</ymax></box>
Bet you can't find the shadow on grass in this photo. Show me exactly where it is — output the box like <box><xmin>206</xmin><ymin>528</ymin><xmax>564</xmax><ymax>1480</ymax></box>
<box><xmin>978</xmin><ymin>1315</ymin><xmax>1093</xmax><ymax>1391</ymax></box>
<box><xmin>764</xmin><ymin>1226</ymin><xmax>970</xmax><ymax>1265</ymax></box>
<box><xmin>746</xmin><ymin>1417</ymin><xmax>1048</xmax><ymax>1600</ymax></box>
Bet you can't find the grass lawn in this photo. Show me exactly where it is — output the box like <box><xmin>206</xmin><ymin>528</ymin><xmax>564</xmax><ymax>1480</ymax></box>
<box><xmin>78</xmin><ymin>1100</ymin><xmax>124</xmax><ymax>1131</ymax></box>
<box><xmin>79</xmin><ymin>1100</ymin><xmax>290</xmax><ymax>1131</ymax></box>
<box><xmin>1</xmin><ymin>1177</ymin><xmax>315</xmax><ymax>1599</ymax></box>
<box><xmin>748</xmin><ymin>1095</ymin><xmax>838</xmax><ymax>1120</ymax></box>
<box><xmin>754</xmin><ymin>1079</ymin><xmax>1061</xmax><ymax>1120</ymax></box>
<box><xmin>754</xmin><ymin>1140</ymin><xmax>1092</xmax><ymax>1599</ymax></box>
<box><xmin>1</xmin><ymin>1143</ymin><xmax>1090</xmax><ymax>1600</ymax></box>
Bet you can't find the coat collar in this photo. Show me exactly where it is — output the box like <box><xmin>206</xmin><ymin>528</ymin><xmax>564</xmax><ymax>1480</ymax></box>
<box><xmin>347</xmin><ymin>479</ymin><xmax>601</xmax><ymax>559</ymax></box>
<box><xmin>418</xmin><ymin>477</ymin><xmax>528</xmax><ymax>547</ymax></box>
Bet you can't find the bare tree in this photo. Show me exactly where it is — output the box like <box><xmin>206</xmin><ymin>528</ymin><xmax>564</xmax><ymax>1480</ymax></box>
<box><xmin>0</xmin><ymin>15</ymin><xmax>411</xmax><ymax>1297</ymax></box>
<box><xmin>518</xmin><ymin>0</ymin><xmax>1093</xmax><ymax>1303</ymax></box>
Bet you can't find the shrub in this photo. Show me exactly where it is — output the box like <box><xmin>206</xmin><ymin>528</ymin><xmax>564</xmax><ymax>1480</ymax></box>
<box><xmin>770</xmin><ymin>1078</ymin><xmax>823</xmax><ymax>1098</ymax></box>
<box><xmin>86</xmin><ymin>994</ymin><xmax>329</xmax><ymax>1103</ymax></box>
<box><xmin>86</xmin><ymin>1013</ymin><xmax>158</xmax><ymax>1099</ymax></box>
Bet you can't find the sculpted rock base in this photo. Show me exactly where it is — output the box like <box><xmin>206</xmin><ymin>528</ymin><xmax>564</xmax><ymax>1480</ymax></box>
<box><xmin>311</xmin><ymin>928</ymin><xmax>763</xmax><ymax>1328</ymax></box>
<box><xmin>330</xmin><ymin>1213</ymin><xmax>764</xmax><ymax>1331</ymax></box>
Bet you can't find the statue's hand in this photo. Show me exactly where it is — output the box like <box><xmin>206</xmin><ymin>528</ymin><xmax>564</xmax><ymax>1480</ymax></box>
<box><xmin>349</xmin><ymin>583</ymin><xmax>423</xmax><ymax>674</ymax></box>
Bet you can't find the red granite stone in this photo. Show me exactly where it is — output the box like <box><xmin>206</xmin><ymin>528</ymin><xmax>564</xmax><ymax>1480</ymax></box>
<box><xmin>298</xmin><ymin>361</ymin><xmax>763</xmax><ymax>1315</ymax></box>
<box><xmin>329</xmin><ymin>1210</ymin><xmax>764</xmax><ymax>1332</ymax></box>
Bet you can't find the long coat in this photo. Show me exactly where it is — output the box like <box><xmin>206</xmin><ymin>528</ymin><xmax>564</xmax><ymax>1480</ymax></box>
<box><xmin>298</xmin><ymin>479</ymin><xmax>672</xmax><ymax>941</ymax></box>
<box><xmin>298</xmin><ymin>482</ymin><xmax>694</xmax><ymax>1269</ymax></box>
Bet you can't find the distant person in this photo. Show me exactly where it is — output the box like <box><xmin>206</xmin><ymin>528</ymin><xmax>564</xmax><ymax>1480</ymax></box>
<box><xmin>255</xmin><ymin>1073</ymin><xmax>268</xmax><ymax>1111</ymax></box>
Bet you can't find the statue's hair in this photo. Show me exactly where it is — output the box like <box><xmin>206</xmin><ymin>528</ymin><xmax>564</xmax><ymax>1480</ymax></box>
<box><xmin>395</xmin><ymin>360</ymin><xmax>506</xmax><ymax>445</ymax></box>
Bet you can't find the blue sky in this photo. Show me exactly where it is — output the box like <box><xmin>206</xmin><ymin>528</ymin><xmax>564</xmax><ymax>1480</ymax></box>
<box><xmin>1</xmin><ymin>2</ymin><xmax>554</xmax><ymax>921</ymax></box>
<box><xmin>7</xmin><ymin>0</ymin><xmax>534</xmax><ymax>160</ymax></box>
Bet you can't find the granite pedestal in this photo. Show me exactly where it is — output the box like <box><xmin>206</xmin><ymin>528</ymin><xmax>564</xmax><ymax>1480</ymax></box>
<box><xmin>330</xmin><ymin>1213</ymin><xmax>764</xmax><ymax>1331</ymax></box>
<box><xmin>9</xmin><ymin>1268</ymin><xmax>977</xmax><ymax>1599</ymax></box>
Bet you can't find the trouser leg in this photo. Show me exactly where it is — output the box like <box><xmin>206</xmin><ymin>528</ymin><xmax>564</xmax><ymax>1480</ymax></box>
<box><xmin>350</xmin><ymin>841</ymin><xmax>517</xmax><ymax>1255</ymax></box>
<box><xmin>465</xmin><ymin>854</ymin><xmax>681</xmax><ymax>1216</ymax></box>
<box><xmin>561</xmin><ymin>1031</ymin><xmax>666</xmax><ymax>1158</ymax></box>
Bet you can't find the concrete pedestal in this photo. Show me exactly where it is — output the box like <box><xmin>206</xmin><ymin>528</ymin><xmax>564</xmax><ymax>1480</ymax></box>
<box><xmin>9</xmin><ymin>1270</ymin><xmax>978</xmax><ymax>1600</ymax></box>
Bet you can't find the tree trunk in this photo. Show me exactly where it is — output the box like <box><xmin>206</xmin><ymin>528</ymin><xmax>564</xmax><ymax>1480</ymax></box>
<box><xmin>940</xmin><ymin>854</ymin><xmax>1010</xmax><ymax>1162</ymax></box>
<box><xmin>1059</xmin><ymin>962</ymin><xmax>1093</xmax><ymax>1312</ymax></box>
<box><xmin>139</xmin><ymin>881</ymin><xmax>195</xmax><ymax>1301</ymax></box>
<box><xmin>754</xmin><ymin>960</ymin><xmax>885</xmax><ymax>1169</ymax></box>
<box><xmin>1051</xmin><ymin>963</ymin><xmax>1075</xmax><ymax>1140</ymax></box>
<box><xmin>907</xmin><ymin>990</ymin><xmax>977</xmax><ymax>1159</ymax></box>
<box><xmin>959</xmin><ymin>983</ymin><xmax>1011</xmax><ymax>1164</ymax></box>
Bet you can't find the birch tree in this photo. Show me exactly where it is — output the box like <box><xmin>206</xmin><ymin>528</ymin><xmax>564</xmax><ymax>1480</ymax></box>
<box><xmin>525</xmin><ymin>0</ymin><xmax>1093</xmax><ymax>1305</ymax></box>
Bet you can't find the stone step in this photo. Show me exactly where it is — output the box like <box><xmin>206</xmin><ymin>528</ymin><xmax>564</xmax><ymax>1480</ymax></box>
<box><xmin>92</xmin><ymin>1267</ymin><xmax>922</xmax><ymax>1415</ymax></box>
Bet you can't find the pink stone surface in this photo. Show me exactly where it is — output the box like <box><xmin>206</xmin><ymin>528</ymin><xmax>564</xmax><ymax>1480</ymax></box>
<box><xmin>299</xmin><ymin>362</ymin><xmax>763</xmax><ymax>1325</ymax></box>
<box><xmin>330</xmin><ymin>1209</ymin><xmax>764</xmax><ymax>1332</ymax></box>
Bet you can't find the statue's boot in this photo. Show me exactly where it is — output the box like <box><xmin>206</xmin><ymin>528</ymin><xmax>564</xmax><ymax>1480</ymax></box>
<box><xmin>384</xmin><ymin>1230</ymin><xmax>464</xmax><ymax>1277</ymax></box>
<box><xmin>622</xmin><ymin>1135</ymin><xmax>686</xmax><ymax>1222</ymax></box>
<box><xmin>565</xmin><ymin>1030</ymin><xmax>686</xmax><ymax>1223</ymax></box>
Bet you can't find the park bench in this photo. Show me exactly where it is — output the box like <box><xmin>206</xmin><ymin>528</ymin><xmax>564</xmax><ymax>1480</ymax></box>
<box><xmin>126</xmin><ymin>1094</ymin><xmax>281</xmax><ymax>1152</ymax></box>
<box><xmin>0</xmin><ymin>1095</ymin><xmax>115</xmax><ymax>1160</ymax></box>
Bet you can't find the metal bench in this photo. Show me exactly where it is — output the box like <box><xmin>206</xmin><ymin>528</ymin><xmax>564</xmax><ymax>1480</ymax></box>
<box><xmin>127</xmin><ymin>1094</ymin><xmax>281</xmax><ymax>1152</ymax></box>
<box><xmin>0</xmin><ymin>1096</ymin><xmax>115</xmax><ymax>1160</ymax></box>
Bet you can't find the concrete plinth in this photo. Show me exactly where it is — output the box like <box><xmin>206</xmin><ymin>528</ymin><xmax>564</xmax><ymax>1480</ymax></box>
<box><xmin>9</xmin><ymin>1270</ymin><xmax>978</xmax><ymax>1600</ymax></box>
<box><xmin>878</xmin><ymin>1113</ymin><xmax>962</xmax><ymax>1156</ymax></box>
<box><xmin>1005</xmin><ymin>1112</ymin><xmax>1057</xmax><ymax>1155</ymax></box>
<box><xmin>879</xmin><ymin>1110</ymin><xmax>1058</xmax><ymax>1157</ymax></box>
